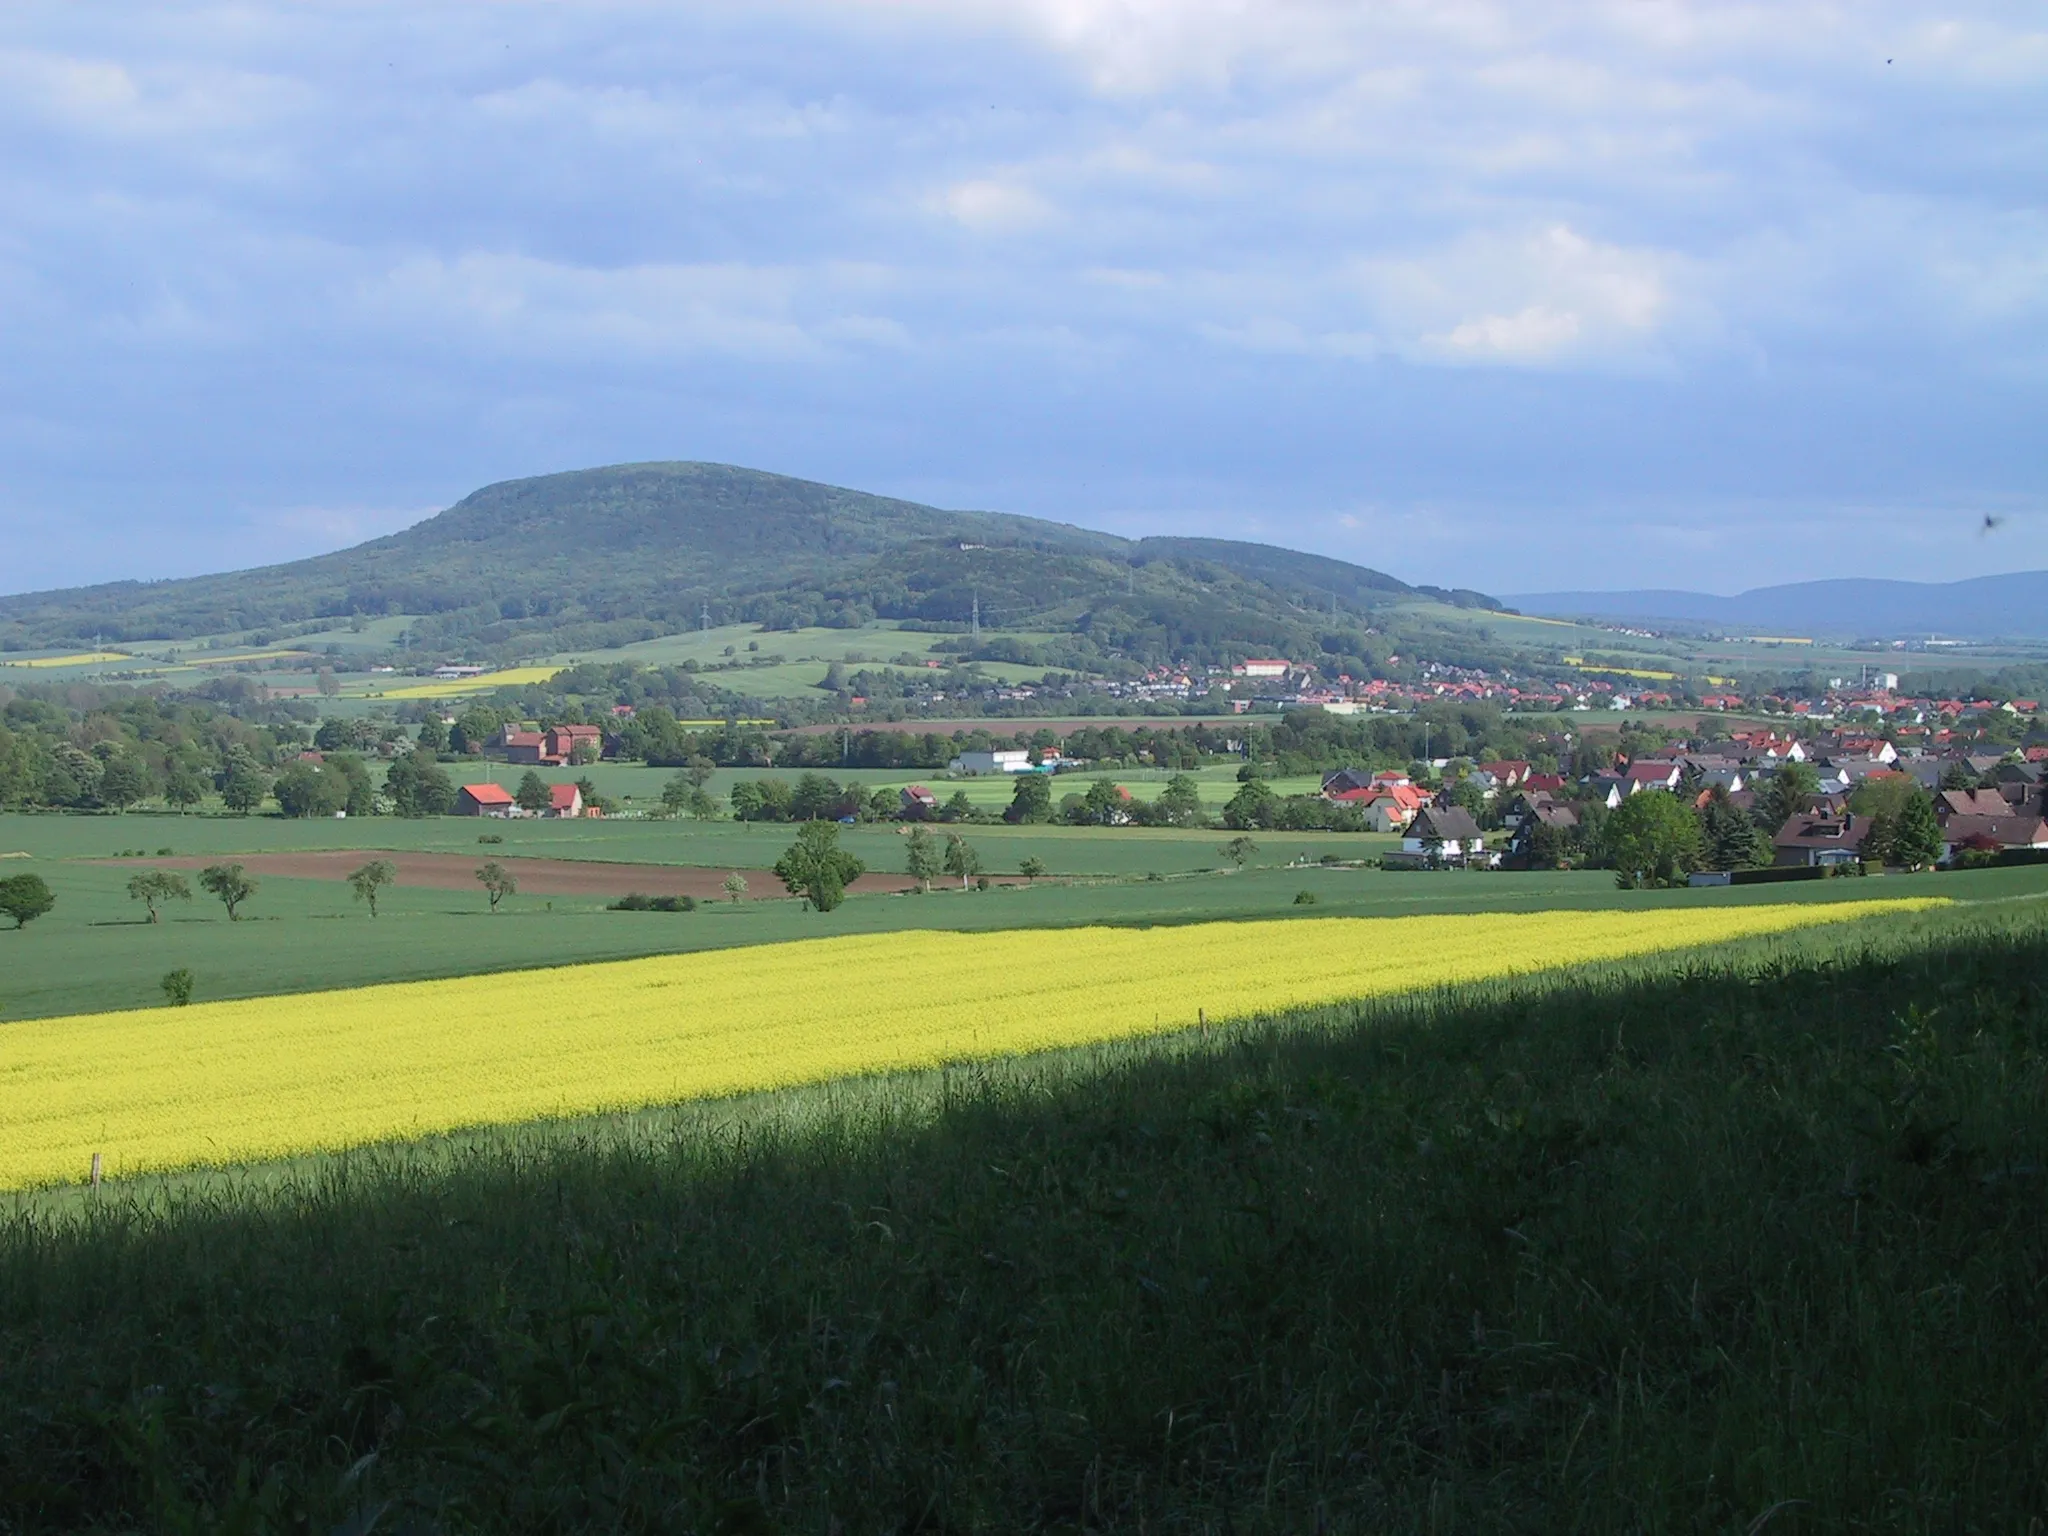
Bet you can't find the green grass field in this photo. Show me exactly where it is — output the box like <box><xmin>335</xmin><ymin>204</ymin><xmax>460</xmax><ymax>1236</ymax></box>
<box><xmin>7</xmin><ymin>807</ymin><xmax>2045</xmax><ymax>1022</ymax></box>
<box><xmin>3</xmin><ymin>901</ymin><xmax>2042</xmax><ymax>1528</ymax></box>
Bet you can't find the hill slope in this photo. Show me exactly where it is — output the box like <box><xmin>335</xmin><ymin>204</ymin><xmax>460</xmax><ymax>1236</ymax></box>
<box><xmin>0</xmin><ymin>463</ymin><xmax>1488</xmax><ymax>663</ymax></box>
<box><xmin>1508</xmin><ymin>570</ymin><xmax>2048</xmax><ymax>639</ymax></box>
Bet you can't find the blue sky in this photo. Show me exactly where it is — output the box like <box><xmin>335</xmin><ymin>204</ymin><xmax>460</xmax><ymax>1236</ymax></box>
<box><xmin>2</xmin><ymin>1</ymin><xmax>2043</xmax><ymax>598</ymax></box>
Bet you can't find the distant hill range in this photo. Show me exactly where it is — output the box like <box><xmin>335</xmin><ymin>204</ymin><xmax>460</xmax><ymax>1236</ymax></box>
<box><xmin>1507</xmin><ymin>571</ymin><xmax>2048</xmax><ymax>641</ymax></box>
<box><xmin>0</xmin><ymin>462</ymin><xmax>1494</xmax><ymax>663</ymax></box>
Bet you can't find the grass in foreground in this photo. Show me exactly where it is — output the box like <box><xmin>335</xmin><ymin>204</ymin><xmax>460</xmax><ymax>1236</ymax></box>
<box><xmin>2</xmin><ymin>901</ymin><xmax>1944</xmax><ymax>1190</ymax></box>
<box><xmin>2</xmin><ymin>904</ymin><xmax>2044</xmax><ymax>1530</ymax></box>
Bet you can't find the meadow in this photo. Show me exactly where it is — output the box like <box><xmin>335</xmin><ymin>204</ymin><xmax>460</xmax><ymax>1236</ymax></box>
<box><xmin>7</xmin><ymin>807</ymin><xmax>2038</xmax><ymax>1021</ymax></box>
<box><xmin>1</xmin><ymin>898</ymin><xmax>2042</xmax><ymax>1529</ymax></box>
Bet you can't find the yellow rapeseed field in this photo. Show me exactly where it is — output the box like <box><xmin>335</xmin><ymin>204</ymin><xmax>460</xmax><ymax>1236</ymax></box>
<box><xmin>0</xmin><ymin>900</ymin><xmax>1943</xmax><ymax>1189</ymax></box>
<box><xmin>1</xmin><ymin>651</ymin><xmax>132</xmax><ymax>668</ymax></box>
<box><xmin>377</xmin><ymin>666</ymin><xmax>565</xmax><ymax>699</ymax></box>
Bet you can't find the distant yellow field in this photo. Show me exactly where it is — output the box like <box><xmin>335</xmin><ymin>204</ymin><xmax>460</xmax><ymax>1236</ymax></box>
<box><xmin>1</xmin><ymin>651</ymin><xmax>131</xmax><ymax>668</ymax></box>
<box><xmin>377</xmin><ymin>666</ymin><xmax>566</xmax><ymax>698</ymax></box>
<box><xmin>0</xmin><ymin>900</ymin><xmax>1944</xmax><ymax>1190</ymax></box>
<box><xmin>1561</xmin><ymin>658</ymin><xmax>1736</xmax><ymax>685</ymax></box>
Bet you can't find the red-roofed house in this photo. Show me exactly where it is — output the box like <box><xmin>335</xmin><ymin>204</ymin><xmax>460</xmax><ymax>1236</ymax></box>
<box><xmin>1477</xmin><ymin>760</ymin><xmax>1530</xmax><ymax>788</ymax></box>
<box><xmin>457</xmin><ymin>783</ymin><xmax>516</xmax><ymax>817</ymax></box>
<box><xmin>547</xmin><ymin>783</ymin><xmax>585</xmax><ymax>818</ymax></box>
<box><xmin>1359</xmin><ymin>782</ymin><xmax>1431</xmax><ymax>832</ymax></box>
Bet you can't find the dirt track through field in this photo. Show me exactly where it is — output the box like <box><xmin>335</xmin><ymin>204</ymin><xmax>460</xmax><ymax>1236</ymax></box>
<box><xmin>88</xmin><ymin>850</ymin><xmax>940</xmax><ymax>900</ymax></box>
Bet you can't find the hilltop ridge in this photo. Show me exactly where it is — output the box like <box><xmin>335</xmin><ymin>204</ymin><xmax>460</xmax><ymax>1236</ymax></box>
<box><xmin>0</xmin><ymin>462</ymin><xmax>1492</xmax><ymax>662</ymax></box>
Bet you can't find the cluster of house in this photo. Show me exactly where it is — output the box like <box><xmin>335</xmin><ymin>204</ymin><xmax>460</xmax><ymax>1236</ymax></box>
<box><xmin>496</xmin><ymin>723</ymin><xmax>603</xmax><ymax>765</ymax></box>
<box><xmin>1322</xmin><ymin>735</ymin><xmax>2048</xmax><ymax>871</ymax></box>
<box><xmin>455</xmin><ymin>781</ymin><xmax>590</xmax><ymax>818</ymax></box>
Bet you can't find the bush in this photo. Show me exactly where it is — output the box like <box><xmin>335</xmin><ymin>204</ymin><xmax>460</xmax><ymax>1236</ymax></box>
<box><xmin>1293</xmin><ymin>889</ymin><xmax>1318</xmax><ymax>905</ymax></box>
<box><xmin>610</xmin><ymin>893</ymin><xmax>697</xmax><ymax>912</ymax></box>
<box><xmin>160</xmin><ymin>968</ymin><xmax>195</xmax><ymax>1007</ymax></box>
<box><xmin>478</xmin><ymin>834</ymin><xmax>504</xmax><ymax>845</ymax></box>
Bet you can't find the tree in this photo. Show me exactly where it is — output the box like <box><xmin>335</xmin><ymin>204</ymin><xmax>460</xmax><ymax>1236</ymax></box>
<box><xmin>941</xmin><ymin>789</ymin><xmax>974</xmax><ymax>823</ymax></box>
<box><xmin>1006</xmin><ymin>773</ymin><xmax>1054</xmax><ymax>824</ymax></box>
<box><xmin>1754</xmin><ymin>761</ymin><xmax>1821</xmax><ymax>832</ymax></box>
<box><xmin>161</xmin><ymin>967</ymin><xmax>195</xmax><ymax>1006</ymax></box>
<box><xmin>944</xmin><ymin>833</ymin><xmax>982</xmax><ymax>890</ymax></box>
<box><xmin>385</xmin><ymin>750</ymin><xmax>455</xmax><ymax>817</ymax></box>
<box><xmin>1019</xmin><ymin>856</ymin><xmax>1047</xmax><ymax>882</ymax></box>
<box><xmin>127</xmin><ymin>869</ymin><xmax>192</xmax><ymax>924</ymax></box>
<box><xmin>348</xmin><ymin>859</ymin><xmax>397</xmax><ymax>917</ymax></box>
<box><xmin>198</xmin><ymin>863</ymin><xmax>257</xmax><ymax>920</ymax></box>
<box><xmin>1701</xmin><ymin>791</ymin><xmax>1771</xmax><ymax>872</ymax></box>
<box><xmin>686</xmin><ymin>755</ymin><xmax>717</xmax><ymax>789</ymax></box>
<box><xmin>476</xmin><ymin>860</ymin><xmax>517</xmax><ymax>912</ymax></box>
<box><xmin>904</xmin><ymin>824</ymin><xmax>943</xmax><ymax>893</ymax></box>
<box><xmin>661</xmin><ymin>772</ymin><xmax>695</xmax><ymax>816</ymax></box>
<box><xmin>164</xmin><ymin>765</ymin><xmax>206</xmax><ymax>812</ymax></box>
<box><xmin>1603</xmin><ymin>791</ymin><xmax>1704</xmax><ymax>889</ymax></box>
<box><xmin>1884</xmin><ymin>791</ymin><xmax>1944</xmax><ymax>870</ymax></box>
<box><xmin>1850</xmin><ymin>773</ymin><xmax>1923</xmax><ymax>828</ymax></box>
<box><xmin>1222</xmin><ymin>779</ymin><xmax>1276</xmax><ymax>831</ymax></box>
<box><xmin>515</xmin><ymin>771</ymin><xmax>552</xmax><ymax>813</ymax></box>
<box><xmin>721</xmin><ymin>872</ymin><xmax>748</xmax><ymax>903</ymax></box>
<box><xmin>0</xmin><ymin>873</ymin><xmax>55</xmax><ymax>930</ymax></box>
<box><xmin>1155</xmin><ymin>773</ymin><xmax>1204</xmax><ymax>828</ymax></box>
<box><xmin>1076</xmin><ymin>778</ymin><xmax>1129</xmax><ymax>826</ymax></box>
<box><xmin>772</xmin><ymin>821</ymin><xmax>865</xmax><ymax>912</ymax></box>
<box><xmin>1219</xmin><ymin>835</ymin><xmax>1259</xmax><ymax>868</ymax></box>
<box><xmin>274</xmin><ymin>761</ymin><xmax>346</xmax><ymax>818</ymax></box>
<box><xmin>98</xmin><ymin>756</ymin><xmax>149</xmax><ymax>811</ymax></box>
<box><xmin>415</xmin><ymin>716</ymin><xmax>449</xmax><ymax>753</ymax></box>
<box><xmin>220</xmin><ymin>763</ymin><xmax>268</xmax><ymax>815</ymax></box>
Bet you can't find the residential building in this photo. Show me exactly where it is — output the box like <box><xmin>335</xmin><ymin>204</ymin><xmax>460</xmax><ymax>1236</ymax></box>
<box><xmin>1398</xmin><ymin>806</ymin><xmax>1490</xmax><ymax>866</ymax></box>
<box><xmin>1941</xmin><ymin>814</ymin><xmax>2048</xmax><ymax>863</ymax></box>
<box><xmin>1772</xmin><ymin>811</ymin><xmax>1873</xmax><ymax>867</ymax></box>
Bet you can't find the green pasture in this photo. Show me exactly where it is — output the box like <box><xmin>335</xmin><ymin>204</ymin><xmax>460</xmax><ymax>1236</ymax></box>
<box><xmin>5</xmin><ymin>804</ymin><xmax>2038</xmax><ymax>1020</ymax></box>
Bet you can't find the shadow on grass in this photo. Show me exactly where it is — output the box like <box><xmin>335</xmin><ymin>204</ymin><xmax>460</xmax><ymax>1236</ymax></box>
<box><xmin>2</xmin><ymin>909</ymin><xmax>2045</xmax><ymax>1531</ymax></box>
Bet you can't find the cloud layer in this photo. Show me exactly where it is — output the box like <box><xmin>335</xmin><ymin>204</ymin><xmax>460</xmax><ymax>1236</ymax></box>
<box><xmin>1</xmin><ymin>0</ymin><xmax>2043</xmax><ymax>595</ymax></box>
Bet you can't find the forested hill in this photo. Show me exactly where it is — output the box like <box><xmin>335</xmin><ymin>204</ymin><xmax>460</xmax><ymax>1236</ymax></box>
<box><xmin>0</xmin><ymin>463</ymin><xmax>1493</xmax><ymax>661</ymax></box>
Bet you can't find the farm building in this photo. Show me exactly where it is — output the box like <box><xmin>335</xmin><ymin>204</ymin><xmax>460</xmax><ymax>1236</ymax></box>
<box><xmin>547</xmin><ymin>783</ymin><xmax>585</xmax><ymax>819</ymax></box>
<box><xmin>949</xmin><ymin>750</ymin><xmax>1033</xmax><ymax>775</ymax></box>
<box><xmin>500</xmin><ymin>724</ymin><xmax>603</xmax><ymax>766</ymax></box>
<box><xmin>457</xmin><ymin>783</ymin><xmax>516</xmax><ymax>817</ymax></box>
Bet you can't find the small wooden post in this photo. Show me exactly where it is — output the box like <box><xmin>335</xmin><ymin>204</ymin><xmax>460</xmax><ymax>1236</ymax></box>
<box><xmin>90</xmin><ymin>1152</ymin><xmax>102</xmax><ymax>1190</ymax></box>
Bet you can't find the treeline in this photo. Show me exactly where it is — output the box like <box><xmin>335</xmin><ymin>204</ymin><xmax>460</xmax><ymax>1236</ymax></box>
<box><xmin>0</xmin><ymin>684</ymin><xmax>318</xmax><ymax>812</ymax></box>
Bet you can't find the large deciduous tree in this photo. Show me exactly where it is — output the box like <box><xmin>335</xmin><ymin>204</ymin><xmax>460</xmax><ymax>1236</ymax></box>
<box><xmin>0</xmin><ymin>874</ymin><xmax>55</xmax><ymax>930</ymax></box>
<box><xmin>773</xmin><ymin>821</ymin><xmax>865</xmax><ymax>912</ymax></box>
<box><xmin>1603</xmin><ymin>791</ymin><xmax>1704</xmax><ymax>889</ymax></box>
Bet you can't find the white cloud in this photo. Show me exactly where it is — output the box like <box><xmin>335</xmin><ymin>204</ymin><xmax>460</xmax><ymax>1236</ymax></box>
<box><xmin>0</xmin><ymin>0</ymin><xmax>2043</xmax><ymax>593</ymax></box>
<box><xmin>939</xmin><ymin>178</ymin><xmax>1057</xmax><ymax>231</ymax></box>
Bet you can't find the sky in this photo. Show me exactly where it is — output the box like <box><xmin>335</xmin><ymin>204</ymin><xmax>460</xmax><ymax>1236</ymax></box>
<box><xmin>2</xmin><ymin>0</ymin><xmax>2044</xmax><ymax>600</ymax></box>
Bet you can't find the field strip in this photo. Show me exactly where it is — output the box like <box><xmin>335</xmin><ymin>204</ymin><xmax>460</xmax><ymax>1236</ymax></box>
<box><xmin>81</xmin><ymin>850</ymin><xmax>950</xmax><ymax>897</ymax></box>
<box><xmin>0</xmin><ymin>899</ymin><xmax>1946</xmax><ymax>1190</ymax></box>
